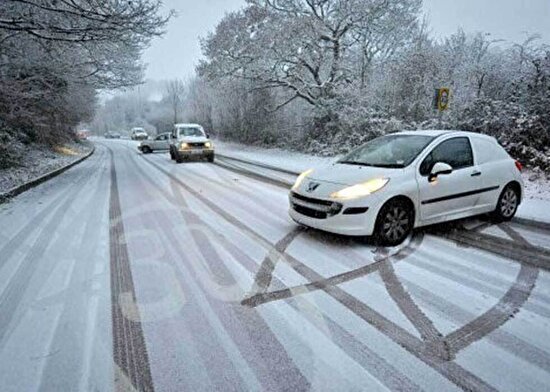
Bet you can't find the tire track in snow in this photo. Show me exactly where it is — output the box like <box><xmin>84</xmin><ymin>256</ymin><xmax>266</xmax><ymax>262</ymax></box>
<box><xmin>401</xmin><ymin>277</ymin><xmax>550</xmax><ymax>374</ymax></box>
<box><xmin>134</xmin><ymin>149</ymin><xmax>423</xmax><ymax>392</ymax></box>
<box><xmin>378</xmin><ymin>252</ymin><xmax>449</xmax><ymax>359</ymax></box>
<box><xmin>0</xmin><ymin>150</ymin><xmax>102</xmax><ymax>345</ymax></box>
<box><xmin>242</xmin><ymin>234</ymin><xmax>423</xmax><ymax>308</ymax></box>
<box><xmin>0</xmin><ymin>147</ymin><xmax>106</xmax><ymax>272</ymax></box>
<box><xmin>128</xmin><ymin>151</ymin><xmax>312</xmax><ymax>391</ymax></box>
<box><xmin>445</xmin><ymin>224</ymin><xmax>539</xmax><ymax>356</ymax></box>
<box><xmin>37</xmin><ymin>145</ymin><xmax>111</xmax><ymax>391</ymax></box>
<box><xmin>107</xmin><ymin>147</ymin><xmax>154</xmax><ymax>392</ymax></box>
<box><xmin>138</xmin><ymin>153</ymin><xmax>496</xmax><ymax>392</ymax></box>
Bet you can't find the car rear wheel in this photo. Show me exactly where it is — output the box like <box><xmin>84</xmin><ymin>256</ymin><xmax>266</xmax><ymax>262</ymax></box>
<box><xmin>374</xmin><ymin>198</ymin><xmax>414</xmax><ymax>246</ymax></box>
<box><xmin>493</xmin><ymin>184</ymin><xmax>519</xmax><ymax>221</ymax></box>
<box><xmin>142</xmin><ymin>146</ymin><xmax>152</xmax><ymax>154</ymax></box>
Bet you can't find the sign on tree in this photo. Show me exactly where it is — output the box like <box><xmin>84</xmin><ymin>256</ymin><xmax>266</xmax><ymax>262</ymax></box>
<box><xmin>433</xmin><ymin>88</ymin><xmax>451</xmax><ymax>111</ymax></box>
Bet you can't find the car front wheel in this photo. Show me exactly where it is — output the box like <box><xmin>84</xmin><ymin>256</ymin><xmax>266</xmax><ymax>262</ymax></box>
<box><xmin>493</xmin><ymin>184</ymin><xmax>519</xmax><ymax>221</ymax></box>
<box><xmin>374</xmin><ymin>198</ymin><xmax>414</xmax><ymax>246</ymax></box>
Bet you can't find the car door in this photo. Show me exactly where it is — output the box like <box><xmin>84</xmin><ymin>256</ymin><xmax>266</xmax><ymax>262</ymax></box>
<box><xmin>151</xmin><ymin>135</ymin><xmax>162</xmax><ymax>150</ymax></box>
<box><xmin>154</xmin><ymin>134</ymin><xmax>165</xmax><ymax>150</ymax></box>
<box><xmin>417</xmin><ymin>136</ymin><xmax>484</xmax><ymax>222</ymax></box>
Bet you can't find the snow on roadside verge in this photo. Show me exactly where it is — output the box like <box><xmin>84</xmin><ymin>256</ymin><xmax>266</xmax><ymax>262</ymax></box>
<box><xmin>216</xmin><ymin>139</ymin><xmax>550</xmax><ymax>224</ymax></box>
<box><xmin>215</xmin><ymin>140</ymin><xmax>337</xmax><ymax>173</ymax></box>
<box><xmin>0</xmin><ymin>142</ymin><xmax>93</xmax><ymax>194</ymax></box>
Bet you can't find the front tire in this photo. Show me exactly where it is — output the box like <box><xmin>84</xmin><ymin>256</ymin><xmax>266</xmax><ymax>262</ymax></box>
<box><xmin>142</xmin><ymin>146</ymin><xmax>152</xmax><ymax>154</ymax></box>
<box><xmin>493</xmin><ymin>184</ymin><xmax>519</xmax><ymax>221</ymax></box>
<box><xmin>374</xmin><ymin>198</ymin><xmax>414</xmax><ymax>246</ymax></box>
<box><xmin>207</xmin><ymin>154</ymin><xmax>215</xmax><ymax>163</ymax></box>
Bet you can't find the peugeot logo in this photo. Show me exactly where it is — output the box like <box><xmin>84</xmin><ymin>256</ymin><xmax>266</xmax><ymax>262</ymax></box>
<box><xmin>306</xmin><ymin>182</ymin><xmax>320</xmax><ymax>193</ymax></box>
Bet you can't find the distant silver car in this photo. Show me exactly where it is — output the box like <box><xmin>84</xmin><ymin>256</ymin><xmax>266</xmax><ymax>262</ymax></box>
<box><xmin>138</xmin><ymin>133</ymin><xmax>170</xmax><ymax>154</ymax></box>
<box><xmin>104</xmin><ymin>131</ymin><xmax>121</xmax><ymax>139</ymax></box>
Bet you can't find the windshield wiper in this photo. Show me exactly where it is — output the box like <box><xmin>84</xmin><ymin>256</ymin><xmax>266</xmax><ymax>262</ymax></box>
<box><xmin>371</xmin><ymin>163</ymin><xmax>406</xmax><ymax>168</ymax></box>
<box><xmin>338</xmin><ymin>161</ymin><xmax>374</xmax><ymax>167</ymax></box>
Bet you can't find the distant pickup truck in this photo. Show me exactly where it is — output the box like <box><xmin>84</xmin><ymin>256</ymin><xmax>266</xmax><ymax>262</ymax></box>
<box><xmin>169</xmin><ymin>123</ymin><xmax>214</xmax><ymax>163</ymax></box>
<box><xmin>138</xmin><ymin>133</ymin><xmax>170</xmax><ymax>154</ymax></box>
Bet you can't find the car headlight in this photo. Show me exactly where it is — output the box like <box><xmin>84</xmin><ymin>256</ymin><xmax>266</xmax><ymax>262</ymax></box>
<box><xmin>330</xmin><ymin>178</ymin><xmax>389</xmax><ymax>200</ymax></box>
<box><xmin>292</xmin><ymin>169</ymin><xmax>314</xmax><ymax>190</ymax></box>
<box><xmin>179</xmin><ymin>142</ymin><xmax>189</xmax><ymax>150</ymax></box>
<box><xmin>205</xmin><ymin>141</ymin><xmax>213</xmax><ymax>149</ymax></box>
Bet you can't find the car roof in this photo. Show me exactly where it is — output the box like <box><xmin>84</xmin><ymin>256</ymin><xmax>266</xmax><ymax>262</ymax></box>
<box><xmin>394</xmin><ymin>130</ymin><xmax>494</xmax><ymax>140</ymax></box>
<box><xmin>394</xmin><ymin>130</ymin><xmax>452</xmax><ymax>137</ymax></box>
<box><xmin>174</xmin><ymin>123</ymin><xmax>202</xmax><ymax>128</ymax></box>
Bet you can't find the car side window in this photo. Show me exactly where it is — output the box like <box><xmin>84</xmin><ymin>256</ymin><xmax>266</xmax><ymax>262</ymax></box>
<box><xmin>419</xmin><ymin>137</ymin><xmax>474</xmax><ymax>176</ymax></box>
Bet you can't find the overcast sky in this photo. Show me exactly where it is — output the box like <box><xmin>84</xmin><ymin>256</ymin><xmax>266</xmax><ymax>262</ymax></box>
<box><xmin>142</xmin><ymin>0</ymin><xmax>550</xmax><ymax>81</ymax></box>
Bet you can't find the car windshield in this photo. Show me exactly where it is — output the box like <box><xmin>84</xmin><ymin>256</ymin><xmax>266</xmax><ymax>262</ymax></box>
<box><xmin>179</xmin><ymin>127</ymin><xmax>204</xmax><ymax>137</ymax></box>
<box><xmin>338</xmin><ymin>134</ymin><xmax>435</xmax><ymax>168</ymax></box>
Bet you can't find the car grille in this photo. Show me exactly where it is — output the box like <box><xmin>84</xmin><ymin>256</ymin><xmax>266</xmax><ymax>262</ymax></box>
<box><xmin>290</xmin><ymin>192</ymin><xmax>342</xmax><ymax>219</ymax></box>
<box><xmin>189</xmin><ymin>142</ymin><xmax>205</xmax><ymax>148</ymax></box>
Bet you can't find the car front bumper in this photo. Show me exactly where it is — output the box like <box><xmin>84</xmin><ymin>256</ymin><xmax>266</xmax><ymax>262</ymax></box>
<box><xmin>176</xmin><ymin>149</ymin><xmax>214</xmax><ymax>158</ymax></box>
<box><xmin>288</xmin><ymin>191</ymin><xmax>383</xmax><ymax>236</ymax></box>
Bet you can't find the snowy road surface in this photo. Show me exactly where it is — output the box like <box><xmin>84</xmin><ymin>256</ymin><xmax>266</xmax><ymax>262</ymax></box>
<box><xmin>1</xmin><ymin>140</ymin><xmax>550</xmax><ymax>391</ymax></box>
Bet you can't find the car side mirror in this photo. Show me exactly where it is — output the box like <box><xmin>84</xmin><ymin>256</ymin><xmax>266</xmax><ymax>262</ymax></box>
<box><xmin>429</xmin><ymin>162</ymin><xmax>453</xmax><ymax>182</ymax></box>
<box><xmin>206</xmin><ymin>133</ymin><xmax>210</xmax><ymax>139</ymax></box>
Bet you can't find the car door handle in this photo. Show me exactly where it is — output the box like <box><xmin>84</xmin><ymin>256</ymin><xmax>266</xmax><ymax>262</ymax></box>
<box><xmin>471</xmin><ymin>171</ymin><xmax>482</xmax><ymax>177</ymax></box>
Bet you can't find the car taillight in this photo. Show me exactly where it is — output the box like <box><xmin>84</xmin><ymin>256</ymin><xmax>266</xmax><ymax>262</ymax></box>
<box><xmin>514</xmin><ymin>160</ymin><xmax>523</xmax><ymax>172</ymax></box>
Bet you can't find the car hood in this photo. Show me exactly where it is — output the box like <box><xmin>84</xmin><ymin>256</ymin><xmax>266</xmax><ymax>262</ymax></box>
<box><xmin>178</xmin><ymin>136</ymin><xmax>209</xmax><ymax>143</ymax></box>
<box><xmin>308</xmin><ymin>163</ymin><xmax>398</xmax><ymax>186</ymax></box>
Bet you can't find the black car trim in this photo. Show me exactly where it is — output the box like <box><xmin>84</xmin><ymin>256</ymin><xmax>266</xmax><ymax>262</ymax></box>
<box><xmin>343</xmin><ymin>207</ymin><xmax>369</xmax><ymax>215</ymax></box>
<box><xmin>421</xmin><ymin>186</ymin><xmax>500</xmax><ymax>205</ymax></box>
<box><xmin>291</xmin><ymin>192</ymin><xmax>335</xmax><ymax>207</ymax></box>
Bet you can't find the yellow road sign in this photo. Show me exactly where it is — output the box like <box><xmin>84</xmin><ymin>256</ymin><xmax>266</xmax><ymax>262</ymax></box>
<box><xmin>435</xmin><ymin>88</ymin><xmax>450</xmax><ymax>111</ymax></box>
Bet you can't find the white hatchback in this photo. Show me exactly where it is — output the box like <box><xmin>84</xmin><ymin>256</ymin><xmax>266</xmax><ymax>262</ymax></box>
<box><xmin>289</xmin><ymin>130</ymin><xmax>524</xmax><ymax>245</ymax></box>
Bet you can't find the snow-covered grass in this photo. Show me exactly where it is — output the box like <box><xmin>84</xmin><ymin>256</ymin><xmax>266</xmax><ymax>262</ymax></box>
<box><xmin>0</xmin><ymin>141</ymin><xmax>92</xmax><ymax>194</ymax></box>
<box><xmin>216</xmin><ymin>139</ymin><xmax>550</xmax><ymax>224</ymax></box>
<box><xmin>215</xmin><ymin>140</ymin><xmax>338</xmax><ymax>173</ymax></box>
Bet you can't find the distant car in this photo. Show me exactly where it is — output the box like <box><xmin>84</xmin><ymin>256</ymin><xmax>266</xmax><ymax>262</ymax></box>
<box><xmin>289</xmin><ymin>130</ymin><xmax>524</xmax><ymax>246</ymax></box>
<box><xmin>138</xmin><ymin>133</ymin><xmax>171</xmax><ymax>154</ymax></box>
<box><xmin>76</xmin><ymin>130</ymin><xmax>89</xmax><ymax>140</ymax></box>
<box><xmin>131</xmin><ymin>128</ymin><xmax>148</xmax><ymax>140</ymax></box>
<box><xmin>169</xmin><ymin>123</ymin><xmax>214</xmax><ymax>163</ymax></box>
<box><xmin>104</xmin><ymin>131</ymin><xmax>121</xmax><ymax>139</ymax></box>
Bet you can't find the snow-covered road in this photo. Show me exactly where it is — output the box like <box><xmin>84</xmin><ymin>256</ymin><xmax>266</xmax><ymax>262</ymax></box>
<box><xmin>1</xmin><ymin>140</ymin><xmax>550</xmax><ymax>391</ymax></box>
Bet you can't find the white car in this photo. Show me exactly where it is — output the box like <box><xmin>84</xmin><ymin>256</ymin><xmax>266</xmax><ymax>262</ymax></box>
<box><xmin>131</xmin><ymin>127</ymin><xmax>148</xmax><ymax>140</ymax></box>
<box><xmin>169</xmin><ymin>123</ymin><xmax>214</xmax><ymax>163</ymax></box>
<box><xmin>138</xmin><ymin>132</ymin><xmax>171</xmax><ymax>154</ymax></box>
<box><xmin>289</xmin><ymin>130</ymin><xmax>524</xmax><ymax>245</ymax></box>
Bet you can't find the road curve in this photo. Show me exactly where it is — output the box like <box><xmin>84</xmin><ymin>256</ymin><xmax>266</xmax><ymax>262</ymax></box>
<box><xmin>0</xmin><ymin>140</ymin><xmax>549</xmax><ymax>392</ymax></box>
